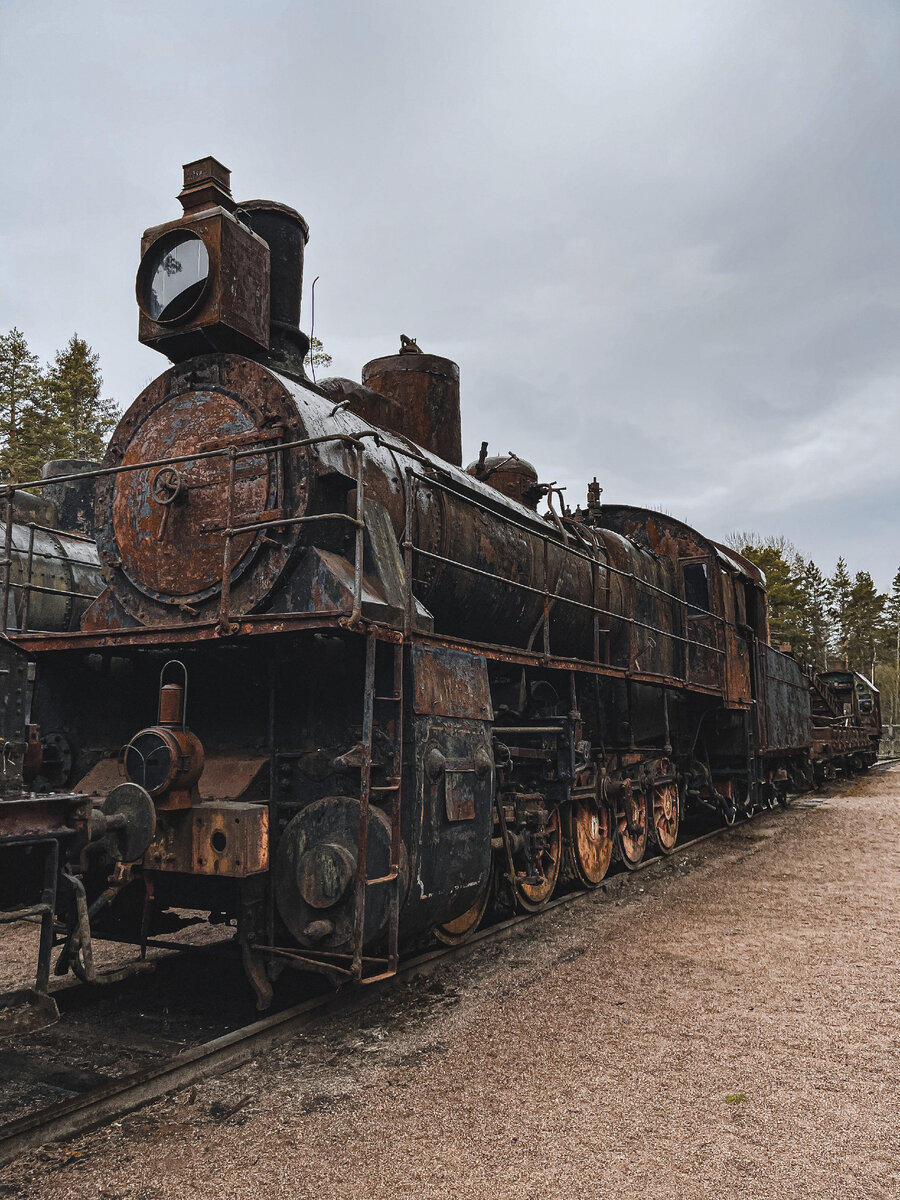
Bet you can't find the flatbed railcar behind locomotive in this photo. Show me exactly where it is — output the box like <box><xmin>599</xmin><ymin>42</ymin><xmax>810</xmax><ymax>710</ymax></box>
<box><xmin>2</xmin><ymin>158</ymin><xmax>879</xmax><ymax>1010</ymax></box>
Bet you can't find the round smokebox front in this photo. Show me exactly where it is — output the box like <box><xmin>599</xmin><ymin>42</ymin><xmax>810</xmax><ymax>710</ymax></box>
<box><xmin>95</xmin><ymin>355</ymin><xmax>311</xmax><ymax>624</ymax></box>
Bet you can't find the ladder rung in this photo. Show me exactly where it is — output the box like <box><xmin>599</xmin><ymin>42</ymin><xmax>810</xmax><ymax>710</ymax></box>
<box><xmin>366</xmin><ymin>870</ymin><xmax>400</xmax><ymax>885</ymax></box>
<box><xmin>370</xmin><ymin>783</ymin><xmax>400</xmax><ymax>793</ymax></box>
<box><xmin>361</xmin><ymin>969</ymin><xmax>398</xmax><ymax>984</ymax></box>
<box><xmin>374</xmin><ymin>694</ymin><xmax>402</xmax><ymax>702</ymax></box>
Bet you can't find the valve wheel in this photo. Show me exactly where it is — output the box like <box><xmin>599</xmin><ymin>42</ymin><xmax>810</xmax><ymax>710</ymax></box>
<box><xmin>151</xmin><ymin>465</ymin><xmax>185</xmax><ymax>506</ymax></box>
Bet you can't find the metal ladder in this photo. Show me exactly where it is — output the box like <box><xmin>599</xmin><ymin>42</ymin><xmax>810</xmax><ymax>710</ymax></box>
<box><xmin>351</xmin><ymin>630</ymin><xmax>404</xmax><ymax>983</ymax></box>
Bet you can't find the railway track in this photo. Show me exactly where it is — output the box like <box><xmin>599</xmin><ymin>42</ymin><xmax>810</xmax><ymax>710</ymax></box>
<box><xmin>0</xmin><ymin>789</ymin><xmax>870</xmax><ymax>1168</ymax></box>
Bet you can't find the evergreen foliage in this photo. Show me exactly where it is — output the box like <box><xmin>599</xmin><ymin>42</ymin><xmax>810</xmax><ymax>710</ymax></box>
<box><xmin>827</xmin><ymin>556</ymin><xmax>853</xmax><ymax>662</ymax></box>
<box><xmin>304</xmin><ymin>336</ymin><xmax>332</xmax><ymax>376</ymax></box>
<box><xmin>0</xmin><ymin>328</ymin><xmax>43</xmax><ymax>482</ymax></box>
<box><xmin>845</xmin><ymin>571</ymin><xmax>885</xmax><ymax>679</ymax></box>
<box><xmin>0</xmin><ymin>330</ymin><xmax>118</xmax><ymax>484</ymax></box>
<box><xmin>798</xmin><ymin>560</ymin><xmax>830</xmax><ymax>671</ymax></box>
<box><xmin>732</xmin><ymin>536</ymin><xmax>805</xmax><ymax>650</ymax></box>
<box><xmin>730</xmin><ymin>533</ymin><xmax>898</xmax><ymax>723</ymax></box>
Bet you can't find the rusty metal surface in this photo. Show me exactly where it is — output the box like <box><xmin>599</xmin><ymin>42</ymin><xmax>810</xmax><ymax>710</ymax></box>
<box><xmin>651</xmin><ymin>780</ymin><xmax>679</xmax><ymax>853</ymax></box>
<box><xmin>200</xmin><ymin>754</ymin><xmax>267</xmax><ymax>801</ymax></box>
<box><xmin>599</xmin><ymin>505</ymin><xmax>762</xmax><ymax>699</ymax></box>
<box><xmin>411</xmin><ymin>473</ymin><xmax>602</xmax><ymax>660</ymax></box>
<box><xmin>113</xmin><ymin>392</ymin><xmax>271</xmax><ymax>597</ymax></box>
<box><xmin>137</xmin><ymin>205</ymin><xmax>271</xmax><ymax>360</ymax></box>
<box><xmin>92</xmin><ymin>355</ymin><xmax>310</xmax><ymax>628</ymax></box>
<box><xmin>361</xmin><ymin>347</ymin><xmax>461</xmax><ymax>466</ymax></box>
<box><xmin>411</xmin><ymin>645</ymin><xmax>493</xmax><ymax>720</ymax></box>
<box><xmin>73</xmin><ymin>756</ymin><xmax>124</xmax><ymax>797</ymax></box>
<box><xmin>757</xmin><ymin>643</ymin><xmax>812</xmax><ymax>754</ymax></box>
<box><xmin>568</xmin><ymin>769</ymin><xmax>614</xmax><ymax>887</ymax></box>
<box><xmin>433</xmin><ymin>878</ymin><xmax>491</xmax><ymax>944</ymax></box>
<box><xmin>40</xmin><ymin>459</ymin><xmax>102</xmax><ymax>536</ymax></box>
<box><xmin>0</xmin><ymin>795</ymin><xmax>83</xmax><ymax>841</ymax></box>
<box><xmin>443</xmin><ymin>765</ymin><xmax>477</xmax><ymax>821</ymax></box>
<box><xmin>75</xmin><ymin>751</ymin><xmax>267</xmax><ymax>806</ymax></box>
<box><xmin>192</xmin><ymin>802</ymin><xmax>268</xmax><ymax>876</ymax></box>
<box><xmin>123</xmin><ymin>726</ymin><xmax>204</xmax><ymax>807</ymax></box>
<box><xmin>238</xmin><ymin>200</ymin><xmax>311</xmax><ymax>383</ymax></box>
<box><xmin>807</xmin><ymin>669</ymin><xmax>880</xmax><ymax>766</ymax></box>
<box><xmin>274</xmin><ymin>796</ymin><xmax>399</xmax><ymax>952</ymax></box>
<box><xmin>466</xmin><ymin>447</ymin><xmax>543</xmax><ymax>509</ymax></box>
<box><xmin>614</xmin><ymin>778</ymin><xmax>649</xmax><ymax>868</ymax></box>
<box><xmin>27</xmin><ymin>349</ymin><xmax>703</xmax><ymax>699</ymax></box>
<box><xmin>144</xmin><ymin>809</ymin><xmax>192</xmax><ymax>872</ymax></box>
<box><xmin>510</xmin><ymin>804</ymin><xmax>561</xmax><ymax>909</ymax></box>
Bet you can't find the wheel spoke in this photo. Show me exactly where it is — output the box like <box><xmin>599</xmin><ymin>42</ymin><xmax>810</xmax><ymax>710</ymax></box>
<box><xmin>652</xmin><ymin>782</ymin><xmax>679</xmax><ymax>855</ymax></box>
<box><xmin>616</xmin><ymin>785</ymin><xmax>648</xmax><ymax>870</ymax></box>
<box><xmin>569</xmin><ymin>794</ymin><xmax>614</xmax><ymax>887</ymax></box>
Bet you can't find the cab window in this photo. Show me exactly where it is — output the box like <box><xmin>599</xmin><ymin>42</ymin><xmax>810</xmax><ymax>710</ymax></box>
<box><xmin>683</xmin><ymin>563</ymin><xmax>709</xmax><ymax>614</ymax></box>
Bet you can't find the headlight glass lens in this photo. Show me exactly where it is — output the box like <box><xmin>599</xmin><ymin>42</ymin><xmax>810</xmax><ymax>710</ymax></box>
<box><xmin>141</xmin><ymin>232</ymin><xmax>209</xmax><ymax>323</ymax></box>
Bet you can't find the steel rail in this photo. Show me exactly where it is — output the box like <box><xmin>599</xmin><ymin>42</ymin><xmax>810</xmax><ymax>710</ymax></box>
<box><xmin>0</xmin><ymin>806</ymin><xmax>794</xmax><ymax>1168</ymax></box>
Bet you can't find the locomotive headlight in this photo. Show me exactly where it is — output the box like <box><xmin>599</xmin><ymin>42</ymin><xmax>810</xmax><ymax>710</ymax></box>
<box><xmin>136</xmin><ymin>160</ymin><xmax>272</xmax><ymax>360</ymax></box>
<box><xmin>136</xmin><ymin>230</ymin><xmax>210</xmax><ymax>325</ymax></box>
<box><xmin>122</xmin><ymin>723</ymin><xmax>205</xmax><ymax>810</ymax></box>
<box><xmin>124</xmin><ymin>728</ymin><xmax>178</xmax><ymax>794</ymax></box>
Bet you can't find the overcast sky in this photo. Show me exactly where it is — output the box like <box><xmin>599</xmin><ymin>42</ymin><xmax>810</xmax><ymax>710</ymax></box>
<box><xmin>2</xmin><ymin>0</ymin><xmax>898</xmax><ymax>588</ymax></box>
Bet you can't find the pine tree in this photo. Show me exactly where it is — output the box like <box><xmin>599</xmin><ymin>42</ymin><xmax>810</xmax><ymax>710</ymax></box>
<box><xmin>798</xmin><ymin>558</ymin><xmax>831</xmax><ymax>669</ymax></box>
<box><xmin>844</xmin><ymin>571</ymin><xmax>885</xmax><ymax>676</ymax></box>
<box><xmin>826</xmin><ymin>557</ymin><xmax>853</xmax><ymax>665</ymax></box>
<box><xmin>17</xmin><ymin>335</ymin><xmax>118</xmax><ymax>480</ymax></box>
<box><xmin>880</xmin><ymin>567</ymin><xmax>900</xmax><ymax>724</ymax></box>
<box><xmin>0</xmin><ymin>328</ymin><xmax>43</xmax><ymax>482</ymax></box>
<box><xmin>732</xmin><ymin>536</ymin><xmax>806</xmax><ymax>650</ymax></box>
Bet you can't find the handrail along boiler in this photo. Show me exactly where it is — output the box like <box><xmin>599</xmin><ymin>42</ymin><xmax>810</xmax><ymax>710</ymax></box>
<box><xmin>2</xmin><ymin>159</ymin><xmax>880</xmax><ymax>1008</ymax></box>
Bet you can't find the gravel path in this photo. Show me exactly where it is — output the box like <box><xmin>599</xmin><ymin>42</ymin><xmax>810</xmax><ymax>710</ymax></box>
<box><xmin>3</xmin><ymin>768</ymin><xmax>899</xmax><ymax>1199</ymax></box>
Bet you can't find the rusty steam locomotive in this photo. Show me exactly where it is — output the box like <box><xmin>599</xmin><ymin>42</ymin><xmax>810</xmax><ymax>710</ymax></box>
<box><xmin>0</xmin><ymin>159</ymin><xmax>880</xmax><ymax>1014</ymax></box>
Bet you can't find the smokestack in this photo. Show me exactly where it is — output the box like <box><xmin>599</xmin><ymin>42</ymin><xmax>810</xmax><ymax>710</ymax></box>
<box><xmin>237</xmin><ymin>200</ymin><xmax>310</xmax><ymax>381</ymax></box>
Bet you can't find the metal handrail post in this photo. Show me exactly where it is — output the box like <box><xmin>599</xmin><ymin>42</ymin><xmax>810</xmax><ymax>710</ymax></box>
<box><xmin>351</xmin><ymin>445</ymin><xmax>366</xmax><ymax>625</ymax></box>
<box><xmin>402</xmin><ymin>469</ymin><xmax>415</xmax><ymax>637</ymax></box>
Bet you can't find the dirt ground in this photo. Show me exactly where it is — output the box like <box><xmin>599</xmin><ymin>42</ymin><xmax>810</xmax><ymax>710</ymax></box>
<box><xmin>0</xmin><ymin>910</ymin><xmax>224</xmax><ymax>999</ymax></box>
<box><xmin>2</xmin><ymin>767</ymin><xmax>899</xmax><ymax>1200</ymax></box>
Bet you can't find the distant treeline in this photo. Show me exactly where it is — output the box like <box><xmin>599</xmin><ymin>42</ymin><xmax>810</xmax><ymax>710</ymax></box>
<box><xmin>730</xmin><ymin>534</ymin><xmax>900</xmax><ymax>723</ymax></box>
